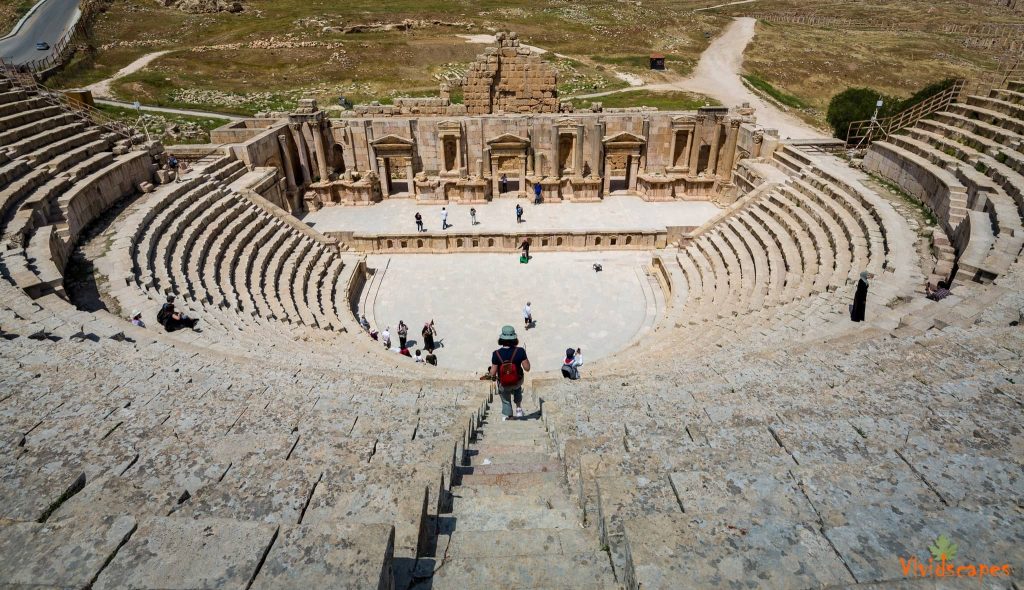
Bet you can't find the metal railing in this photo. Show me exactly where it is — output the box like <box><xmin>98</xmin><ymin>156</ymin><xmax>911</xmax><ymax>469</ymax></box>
<box><xmin>845</xmin><ymin>79</ymin><xmax>966</xmax><ymax>148</ymax></box>
<box><xmin>0</xmin><ymin>58</ymin><xmax>139</xmax><ymax>141</ymax></box>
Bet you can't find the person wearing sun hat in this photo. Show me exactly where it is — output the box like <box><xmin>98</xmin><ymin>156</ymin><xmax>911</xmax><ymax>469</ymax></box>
<box><xmin>487</xmin><ymin>325</ymin><xmax>531</xmax><ymax>420</ymax></box>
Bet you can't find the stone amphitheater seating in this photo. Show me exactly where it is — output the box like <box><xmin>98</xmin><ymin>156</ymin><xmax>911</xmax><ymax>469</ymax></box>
<box><xmin>1</xmin><ymin>71</ymin><xmax>1023</xmax><ymax>588</ymax></box>
<box><xmin>866</xmin><ymin>80</ymin><xmax>1024</xmax><ymax>283</ymax></box>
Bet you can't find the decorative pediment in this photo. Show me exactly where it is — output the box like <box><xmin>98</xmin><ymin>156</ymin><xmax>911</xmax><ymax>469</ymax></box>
<box><xmin>671</xmin><ymin>115</ymin><xmax>697</xmax><ymax>129</ymax></box>
<box><xmin>437</xmin><ymin>120</ymin><xmax>462</xmax><ymax>134</ymax></box>
<box><xmin>486</xmin><ymin>133</ymin><xmax>530</xmax><ymax>148</ymax></box>
<box><xmin>556</xmin><ymin>117</ymin><xmax>582</xmax><ymax>129</ymax></box>
<box><xmin>602</xmin><ymin>131</ymin><xmax>646</xmax><ymax>146</ymax></box>
<box><xmin>371</xmin><ymin>134</ymin><xmax>415</xmax><ymax>153</ymax></box>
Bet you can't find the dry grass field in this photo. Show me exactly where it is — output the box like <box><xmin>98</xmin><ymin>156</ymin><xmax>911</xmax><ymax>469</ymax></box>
<box><xmin>41</xmin><ymin>0</ymin><xmax>1024</xmax><ymax>118</ymax></box>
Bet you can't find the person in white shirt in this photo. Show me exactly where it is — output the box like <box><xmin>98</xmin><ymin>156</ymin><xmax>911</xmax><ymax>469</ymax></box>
<box><xmin>523</xmin><ymin>302</ymin><xmax>532</xmax><ymax>329</ymax></box>
<box><xmin>441</xmin><ymin>207</ymin><xmax>449</xmax><ymax>230</ymax></box>
<box><xmin>381</xmin><ymin>327</ymin><xmax>391</xmax><ymax>349</ymax></box>
<box><xmin>414</xmin><ymin>349</ymin><xmax>425</xmax><ymax>363</ymax></box>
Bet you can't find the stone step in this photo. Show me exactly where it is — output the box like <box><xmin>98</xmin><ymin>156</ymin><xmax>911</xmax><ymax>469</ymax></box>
<box><xmin>466</xmin><ymin>450</ymin><xmax>556</xmax><ymax>466</ymax></box>
<box><xmin>450</xmin><ymin>490</ymin><xmax>577</xmax><ymax>517</ymax></box>
<box><xmin>425</xmin><ymin>553</ymin><xmax>616</xmax><ymax>589</ymax></box>
<box><xmin>457</xmin><ymin>471</ymin><xmax>564</xmax><ymax>492</ymax></box>
<box><xmin>441</xmin><ymin>528</ymin><xmax>598</xmax><ymax>559</ymax></box>
<box><xmin>457</xmin><ymin>461</ymin><xmax>561</xmax><ymax>477</ymax></box>
<box><xmin>469</xmin><ymin>441</ymin><xmax>553</xmax><ymax>454</ymax></box>
<box><xmin>444</xmin><ymin>502</ymin><xmax>580</xmax><ymax>532</ymax></box>
<box><xmin>451</xmin><ymin>482</ymin><xmax>570</xmax><ymax>501</ymax></box>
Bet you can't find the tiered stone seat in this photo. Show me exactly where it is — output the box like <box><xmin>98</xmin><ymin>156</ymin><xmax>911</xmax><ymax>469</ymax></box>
<box><xmin>866</xmin><ymin>82</ymin><xmax>1024</xmax><ymax>283</ymax></box>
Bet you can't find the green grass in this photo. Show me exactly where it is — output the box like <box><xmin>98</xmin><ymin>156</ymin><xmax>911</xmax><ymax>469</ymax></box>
<box><xmin>742</xmin><ymin>74</ymin><xmax>807</xmax><ymax>109</ymax></box>
<box><xmin>96</xmin><ymin>103</ymin><xmax>229</xmax><ymax>144</ymax></box>
<box><xmin>570</xmin><ymin>90</ymin><xmax>718</xmax><ymax>111</ymax></box>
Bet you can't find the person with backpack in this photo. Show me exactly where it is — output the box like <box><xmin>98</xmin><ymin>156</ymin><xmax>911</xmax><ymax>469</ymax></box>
<box><xmin>157</xmin><ymin>295</ymin><xmax>198</xmax><ymax>332</ymax></box>
<box><xmin>561</xmin><ymin>347</ymin><xmax>583</xmax><ymax>380</ymax></box>
<box><xmin>487</xmin><ymin>325</ymin><xmax>530</xmax><ymax>420</ymax></box>
<box><xmin>415</xmin><ymin>212</ymin><xmax>424</xmax><ymax>232</ymax></box>
<box><xmin>515</xmin><ymin>203</ymin><xmax>524</xmax><ymax>224</ymax></box>
<box><xmin>533</xmin><ymin>181</ymin><xmax>542</xmax><ymax>205</ymax></box>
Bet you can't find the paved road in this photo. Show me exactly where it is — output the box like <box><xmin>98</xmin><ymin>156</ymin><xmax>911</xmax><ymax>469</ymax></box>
<box><xmin>0</xmin><ymin>0</ymin><xmax>80</xmax><ymax>66</ymax></box>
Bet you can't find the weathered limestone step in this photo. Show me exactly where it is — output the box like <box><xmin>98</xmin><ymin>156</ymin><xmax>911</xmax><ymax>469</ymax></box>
<box><xmin>426</xmin><ymin>553</ymin><xmax>616</xmax><ymax>590</ymax></box>
<box><xmin>452</xmin><ymin>482</ymin><xmax>571</xmax><ymax>502</ymax></box>
<box><xmin>444</xmin><ymin>502</ymin><xmax>580</xmax><ymax>532</ymax></box>
<box><xmin>457</xmin><ymin>461</ymin><xmax>562</xmax><ymax>476</ymax></box>
<box><xmin>450</xmin><ymin>490</ymin><xmax>577</xmax><ymax>516</ymax></box>
<box><xmin>457</xmin><ymin>470</ymin><xmax>565</xmax><ymax>491</ymax></box>
<box><xmin>467</xmin><ymin>450</ymin><xmax>556</xmax><ymax>466</ymax></box>
<box><xmin>440</xmin><ymin>527</ymin><xmax>597</xmax><ymax>559</ymax></box>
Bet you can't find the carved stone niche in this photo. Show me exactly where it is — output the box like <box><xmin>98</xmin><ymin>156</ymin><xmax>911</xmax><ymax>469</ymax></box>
<box><xmin>486</xmin><ymin>133</ymin><xmax>530</xmax><ymax>197</ymax></box>
<box><xmin>555</xmin><ymin>117</ymin><xmax>583</xmax><ymax>178</ymax></box>
<box><xmin>668</xmin><ymin>115</ymin><xmax>697</xmax><ymax>175</ymax></box>
<box><xmin>601</xmin><ymin>131</ymin><xmax>646</xmax><ymax>195</ymax></box>
<box><xmin>437</xmin><ymin>120</ymin><xmax>464</xmax><ymax>177</ymax></box>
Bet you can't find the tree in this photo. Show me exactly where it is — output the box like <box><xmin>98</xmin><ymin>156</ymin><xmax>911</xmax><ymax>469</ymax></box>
<box><xmin>826</xmin><ymin>87</ymin><xmax>894</xmax><ymax>139</ymax></box>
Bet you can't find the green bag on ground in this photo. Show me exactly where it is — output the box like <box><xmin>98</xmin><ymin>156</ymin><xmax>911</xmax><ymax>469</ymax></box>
<box><xmin>519</xmin><ymin>255</ymin><xmax>529</xmax><ymax>264</ymax></box>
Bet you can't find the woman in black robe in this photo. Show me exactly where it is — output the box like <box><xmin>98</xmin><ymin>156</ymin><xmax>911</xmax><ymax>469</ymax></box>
<box><xmin>850</xmin><ymin>271</ymin><xmax>869</xmax><ymax>322</ymax></box>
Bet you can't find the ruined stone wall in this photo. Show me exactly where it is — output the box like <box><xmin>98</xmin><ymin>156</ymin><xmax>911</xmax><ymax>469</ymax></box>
<box><xmin>463</xmin><ymin>32</ymin><xmax>559</xmax><ymax>115</ymax></box>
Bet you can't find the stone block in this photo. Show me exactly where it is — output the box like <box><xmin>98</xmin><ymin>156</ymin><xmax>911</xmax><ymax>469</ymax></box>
<box><xmin>92</xmin><ymin>516</ymin><xmax>278</xmax><ymax>590</ymax></box>
<box><xmin>251</xmin><ymin>523</ymin><xmax>394</xmax><ymax>590</ymax></box>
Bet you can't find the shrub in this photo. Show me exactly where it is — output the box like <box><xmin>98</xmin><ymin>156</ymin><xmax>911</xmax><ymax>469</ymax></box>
<box><xmin>826</xmin><ymin>87</ymin><xmax>896</xmax><ymax>139</ymax></box>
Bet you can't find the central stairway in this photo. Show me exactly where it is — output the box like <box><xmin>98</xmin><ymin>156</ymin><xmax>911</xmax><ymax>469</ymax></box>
<box><xmin>415</xmin><ymin>395</ymin><xmax>619</xmax><ymax>589</ymax></box>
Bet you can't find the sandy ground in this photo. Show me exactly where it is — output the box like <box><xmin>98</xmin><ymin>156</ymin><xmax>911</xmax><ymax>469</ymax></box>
<box><xmin>86</xmin><ymin>50</ymin><xmax>171</xmax><ymax>99</ymax></box>
<box><xmin>362</xmin><ymin>251</ymin><xmax>657</xmax><ymax>372</ymax></box>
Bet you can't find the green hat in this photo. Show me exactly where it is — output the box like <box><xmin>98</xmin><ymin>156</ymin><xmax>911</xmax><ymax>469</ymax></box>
<box><xmin>499</xmin><ymin>325</ymin><xmax>518</xmax><ymax>342</ymax></box>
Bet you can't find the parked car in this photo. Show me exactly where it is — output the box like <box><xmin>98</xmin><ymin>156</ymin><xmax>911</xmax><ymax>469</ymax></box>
<box><xmin>35</xmin><ymin>42</ymin><xmax>49</xmax><ymax>50</ymax></box>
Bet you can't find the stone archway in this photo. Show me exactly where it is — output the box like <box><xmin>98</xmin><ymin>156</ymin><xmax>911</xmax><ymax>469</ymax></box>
<box><xmin>370</xmin><ymin>134</ymin><xmax>416</xmax><ymax>197</ymax></box>
<box><xmin>601</xmin><ymin>131</ymin><xmax>645</xmax><ymax>195</ymax></box>
<box><xmin>486</xmin><ymin>133</ymin><xmax>530</xmax><ymax>197</ymax></box>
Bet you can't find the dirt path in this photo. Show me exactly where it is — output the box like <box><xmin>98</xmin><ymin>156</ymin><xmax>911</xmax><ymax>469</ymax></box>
<box><xmin>693</xmin><ymin>0</ymin><xmax>759</xmax><ymax>12</ymax></box>
<box><xmin>573</xmin><ymin>18</ymin><xmax>827</xmax><ymax>140</ymax></box>
<box><xmin>85</xmin><ymin>50</ymin><xmax>171</xmax><ymax>99</ymax></box>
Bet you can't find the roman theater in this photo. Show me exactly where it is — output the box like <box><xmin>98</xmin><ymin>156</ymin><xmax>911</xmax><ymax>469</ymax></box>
<box><xmin>0</xmin><ymin>9</ymin><xmax>1022</xmax><ymax>590</ymax></box>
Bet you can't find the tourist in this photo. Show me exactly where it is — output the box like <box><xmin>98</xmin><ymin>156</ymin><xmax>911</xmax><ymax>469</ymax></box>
<box><xmin>129</xmin><ymin>310</ymin><xmax>145</xmax><ymax>328</ymax></box>
<box><xmin>167</xmin><ymin>154</ymin><xmax>181</xmax><ymax>183</ymax></box>
<box><xmin>926</xmin><ymin>280</ymin><xmax>951</xmax><ymax>301</ymax></box>
<box><xmin>520</xmin><ymin>238</ymin><xmax>531</xmax><ymax>261</ymax></box>
<box><xmin>850</xmin><ymin>271</ymin><xmax>869</xmax><ymax>322</ymax></box>
<box><xmin>422</xmin><ymin>321</ymin><xmax>437</xmax><ymax>352</ymax></box>
<box><xmin>441</xmin><ymin>207</ymin><xmax>449</xmax><ymax>230</ymax></box>
<box><xmin>523</xmin><ymin>301</ymin><xmax>533</xmax><ymax>329</ymax></box>
<box><xmin>399</xmin><ymin>346</ymin><xmax>412</xmax><ymax>358</ymax></box>
<box><xmin>414</xmin><ymin>349</ymin><xmax>425</xmax><ymax>363</ymax></box>
<box><xmin>561</xmin><ymin>347</ymin><xmax>583</xmax><ymax>380</ymax></box>
<box><xmin>382</xmin><ymin>326</ymin><xmax>391</xmax><ymax>349</ymax></box>
<box><xmin>415</xmin><ymin>212</ymin><xmax>424</xmax><ymax>232</ymax></box>
<box><xmin>501</xmin><ymin>173</ymin><xmax>509</xmax><ymax>195</ymax></box>
<box><xmin>157</xmin><ymin>295</ymin><xmax>198</xmax><ymax>332</ymax></box>
<box><xmin>470</xmin><ymin>207</ymin><xmax>478</xmax><ymax>225</ymax></box>
<box><xmin>360</xmin><ymin>315</ymin><xmax>370</xmax><ymax>331</ymax></box>
<box><xmin>425</xmin><ymin>350</ymin><xmax>438</xmax><ymax>366</ymax></box>
<box><xmin>369</xmin><ymin>329</ymin><xmax>379</xmax><ymax>341</ymax></box>
<box><xmin>487</xmin><ymin>325</ymin><xmax>530</xmax><ymax>420</ymax></box>
<box><xmin>533</xmin><ymin>181</ymin><xmax>542</xmax><ymax>205</ymax></box>
<box><xmin>397</xmin><ymin>320</ymin><xmax>408</xmax><ymax>348</ymax></box>
<box><xmin>516</xmin><ymin>203</ymin><xmax>523</xmax><ymax>224</ymax></box>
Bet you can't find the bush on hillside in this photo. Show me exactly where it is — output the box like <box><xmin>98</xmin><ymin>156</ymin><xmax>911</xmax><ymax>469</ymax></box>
<box><xmin>826</xmin><ymin>87</ymin><xmax>896</xmax><ymax>140</ymax></box>
<box><xmin>826</xmin><ymin>78</ymin><xmax>960</xmax><ymax>140</ymax></box>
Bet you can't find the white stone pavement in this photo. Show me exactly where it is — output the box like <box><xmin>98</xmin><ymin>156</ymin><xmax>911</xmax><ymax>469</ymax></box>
<box><xmin>302</xmin><ymin>195</ymin><xmax>721</xmax><ymax>235</ymax></box>
<box><xmin>361</xmin><ymin>251</ymin><xmax>658</xmax><ymax>373</ymax></box>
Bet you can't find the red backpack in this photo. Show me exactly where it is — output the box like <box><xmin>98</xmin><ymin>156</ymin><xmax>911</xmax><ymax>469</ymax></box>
<box><xmin>496</xmin><ymin>348</ymin><xmax>521</xmax><ymax>387</ymax></box>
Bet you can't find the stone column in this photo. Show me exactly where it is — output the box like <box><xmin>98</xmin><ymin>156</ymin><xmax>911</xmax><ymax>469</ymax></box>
<box><xmin>705</xmin><ymin>117</ymin><xmax>722</xmax><ymax>176</ymax></box>
<box><xmin>549</xmin><ymin>124</ymin><xmax>558</xmax><ymax>177</ymax></box>
<box><xmin>716</xmin><ymin>119</ymin><xmax>742</xmax><ymax>180</ymax></box>
<box><xmin>277</xmin><ymin>134</ymin><xmax>298</xmax><ymax>193</ymax></box>
<box><xmin>681</xmin><ymin>130</ymin><xmax>693</xmax><ymax>171</ymax></box>
<box><xmin>290</xmin><ymin>124</ymin><xmax>313</xmax><ymax>186</ymax></box>
<box><xmin>377</xmin><ymin>157</ymin><xmax>389</xmax><ymax>197</ymax></box>
<box><xmin>521</xmin><ymin>155</ymin><xmax>528</xmax><ymax>195</ymax></box>
<box><xmin>602</xmin><ymin>152</ymin><xmax>612</xmax><ymax>195</ymax></box>
<box><xmin>574</xmin><ymin>126</ymin><xmax>584</xmax><ymax>176</ymax></box>
<box><xmin>688</xmin><ymin>116</ymin><xmax>704</xmax><ymax>176</ymax></box>
<box><xmin>628</xmin><ymin>154</ymin><xmax>641</xmax><ymax>191</ymax></box>
<box><xmin>310</xmin><ymin>121</ymin><xmax>330</xmax><ymax>182</ymax></box>
<box><xmin>406</xmin><ymin>159</ymin><xmax>416</xmax><ymax>196</ymax></box>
